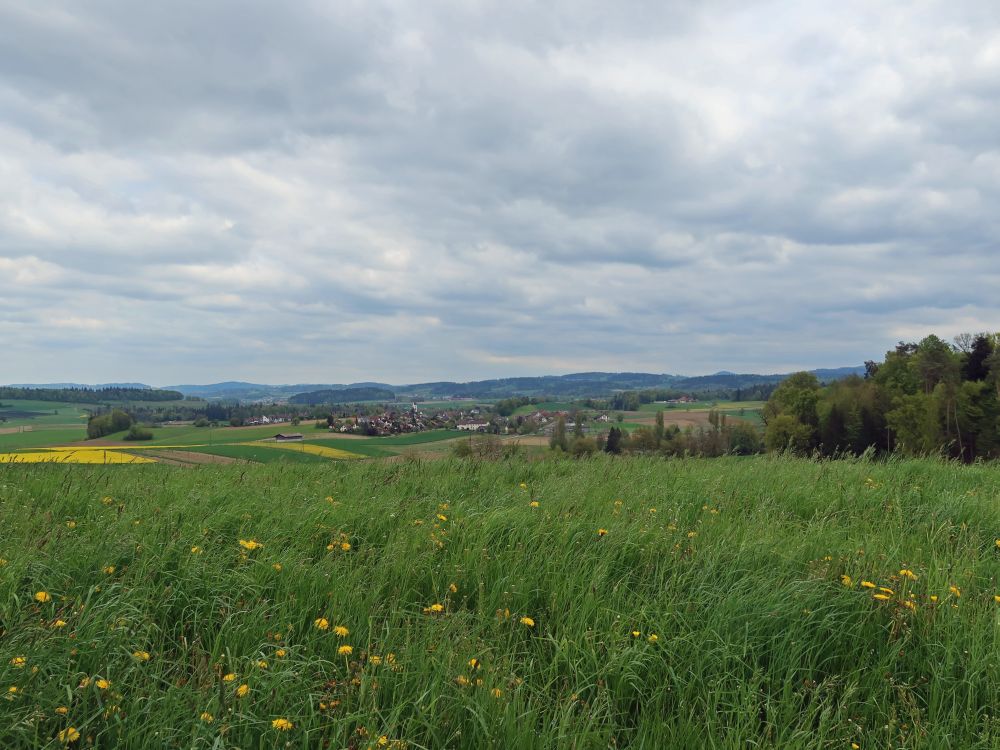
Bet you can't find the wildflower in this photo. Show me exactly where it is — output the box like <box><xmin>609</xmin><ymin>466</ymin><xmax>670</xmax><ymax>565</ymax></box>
<box><xmin>529</xmin><ymin>501</ymin><xmax>539</xmax><ymax>508</ymax></box>
<box><xmin>200</xmin><ymin>712</ymin><xmax>214</xmax><ymax>723</ymax></box>
<box><xmin>597</xmin><ymin>529</ymin><xmax>608</xmax><ymax>537</ymax></box>
<box><xmin>238</xmin><ymin>539</ymin><xmax>262</xmax><ymax>551</ymax></box>
<box><xmin>454</xmin><ymin>675</ymin><xmax>470</xmax><ymax>687</ymax></box>
<box><xmin>57</xmin><ymin>727</ymin><xmax>80</xmax><ymax>743</ymax></box>
<box><xmin>34</xmin><ymin>591</ymin><xmax>51</xmax><ymax>603</ymax></box>
<box><xmin>437</xmin><ymin>514</ymin><xmax>448</xmax><ymax>522</ymax></box>
<box><xmin>95</xmin><ymin>679</ymin><xmax>110</xmax><ymax>690</ymax></box>
<box><xmin>272</xmin><ymin>718</ymin><xmax>294</xmax><ymax>731</ymax></box>
<box><xmin>272</xmin><ymin>563</ymin><xmax>282</xmax><ymax>571</ymax></box>
<box><xmin>0</xmin><ymin>558</ymin><xmax>6</xmax><ymax>566</ymax></box>
<box><xmin>257</xmin><ymin>660</ymin><xmax>268</xmax><ymax>669</ymax></box>
<box><xmin>78</xmin><ymin>678</ymin><xmax>91</xmax><ymax>688</ymax></box>
<box><xmin>902</xmin><ymin>600</ymin><xmax>916</xmax><ymax>611</ymax></box>
<box><xmin>519</xmin><ymin>616</ymin><xmax>535</xmax><ymax>627</ymax></box>
<box><xmin>103</xmin><ymin>566</ymin><xmax>115</xmax><ymax>575</ymax></box>
<box><xmin>222</xmin><ymin>673</ymin><xmax>236</xmax><ymax>682</ymax></box>
<box><xmin>369</xmin><ymin>655</ymin><xmax>383</xmax><ymax>666</ymax></box>
<box><xmin>878</xmin><ymin>587</ymin><xmax>894</xmax><ymax>595</ymax></box>
<box><xmin>860</xmin><ymin>581</ymin><xmax>875</xmax><ymax>589</ymax></box>
<box><xmin>7</xmin><ymin>686</ymin><xmax>17</xmax><ymax>694</ymax></box>
<box><xmin>949</xmin><ymin>585</ymin><xmax>961</xmax><ymax>598</ymax></box>
<box><xmin>55</xmin><ymin>706</ymin><xmax>69</xmax><ymax>715</ymax></box>
<box><xmin>929</xmin><ymin>595</ymin><xmax>938</xmax><ymax>603</ymax></box>
<box><xmin>647</xmin><ymin>634</ymin><xmax>658</xmax><ymax>643</ymax></box>
<box><xmin>468</xmin><ymin>658</ymin><xmax>480</xmax><ymax>670</ymax></box>
<box><xmin>449</xmin><ymin>583</ymin><xmax>458</xmax><ymax>593</ymax></box>
<box><xmin>66</xmin><ymin>521</ymin><xmax>76</xmax><ymax>529</ymax></box>
<box><xmin>873</xmin><ymin>593</ymin><xmax>891</xmax><ymax>601</ymax></box>
<box><xmin>10</xmin><ymin>657</ymin><xmax>25</xmax><ymax>668</ymax></box>
<box><xmin>275</xmin><ymin>649</ymin><xmax>287</xmax><ymax>658</ymax></box>
<box><xmin>424</xmin><ymin>603</ymin><xmax>445</xmax><ymax>614</ymax></box>
<box><xmin>995</xmin><ymin>595</ymin><xmax>1000</xmax><ymax>604</ymax></box>
<box><xmin>898</xmin><ymin>569</ymin><xmax>918</xmax><ymax>580</ymax></box>
<box><xmin>132</xmin><ymin>651</ymin><xmax>150</xmax><ymax>661</ymax></box>
<box><xmin>314</xmin><ymin>617</ymin><xmax>330</xmax><ymax>630</ymax></box>
<box><xmin>852</xmin><ymin>744</ymin><xmax>860</xmax><ymax>749</ymax></box>
<box><xmin>996</xmin><ymin>539</ymin><xmax>1000</xmax><ymax>549</ymax></box>
<box><xmin>53</xmin><ymin>620</ymin><xmax>68</xmax><ymax>628</ymax></box>
<box><xmin>519</xmin><ymin>482</ymin><xmax>527</xmax><ymax>489</ymax></box>
<box><xmin>334</xmin><ymin>625</ymin><xmax>349</xmax><ymax>637</ymax></box>
<box><xmin>190</xmin><ymin>546</ymin><xmax>202</xmax><ymax>554</ymax></box>
<box><xmin>631</xmin><ymin>630</ymin><xmax>640</xmax><ymax>638</ymax></box>
<box><xmin>491</xmin><ymin>687</ymin><xmax>502</xmax><ymax>698</ymax></box>
<box><xmin>340</xmin><ymin>542</ymin><xmax>351</xmax><ymax>552</ymax></box>
<box><xmin>840</xmin><ymin>575</ymin><xmax>853</xmax><ymax>587</ymax></box>
<box><xmin>102</xmin><ymin>496</ymin><xmax>113</xmax><ymax>506</ymax></box>
<box><xmin>378</xmin><ymin>736</ymin><xmax>389</xmax><ymax>746</ymax></box>
<box><xmin>687</xmin><ymin>531</ymin><xmax>698</xmax><ymax>539</ymax></box>
<box><xmin>237</xmin><ymin>684</ymin><xmax>249</xmax><ymax>698</ymax></box>
<box><xmin>338</xmin><ymin>645</ymin><xmax>353</xmax><ymax>656</ymax></box>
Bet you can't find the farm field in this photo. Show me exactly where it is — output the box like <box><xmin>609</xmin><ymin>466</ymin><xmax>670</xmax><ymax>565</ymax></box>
<box><xmin>1</xmin><ymin>456</ymin><xmax>998</xmax><ymax>748</ymax></box>
<box><xmin>636</xmin><ymin>399</ymin><xmax>767</xmax><ymax>413</ymax></box>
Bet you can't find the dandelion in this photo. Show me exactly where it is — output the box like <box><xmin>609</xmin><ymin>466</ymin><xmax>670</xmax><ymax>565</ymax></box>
<box><xmin>519</xmin><ymin>482</ymin><xmax>527</xmax><ymax>489</ymax></box>
<box><xmin>491</xmin><ymin>687</ymin><xmax>502</xmax><ymax>698</ymax></box>
<box><xmin>424</xmin><ymin>603</ymin><xmax>445</xmax><ymax>614</ymax></box>
<box><xmin>898</xmin><ymin>569</ymin><xmax>918</xmax><ymax>580</ymax></box>
<box><xmin>996</xmin><ymin>539</ymin><xmax>1000</xmax><ymax>549</ymax></box>
<box><xmin>272</xmin><ymin>563</ymin><xmax>282</xmax><ymax>571</ymax></box>
<box><xmin>647</xmin><ymin>634</ymin><xmax>658</xmax><ymax>643</ymax></box>
<box><xmin>454</xmin><ymin>675</ymin><xmax>470</xmax><ymax>687</ymax></box>
<box><xmin>314</xmin><ymin>617</ymin><xmax>330</xmax><ymax>630</ymax></box>
<box><xmin>437</xmin><ymin>514</ymin><xmax>448</xmax><ymax>522</ymax></box>
<box><xmin>687</xmin><ymin>531</ymin><xmax>698</xmax><ymax>539</ymax></box>
<box><xmin>334</xmin><ymin>625</ymin><xmax>349</xmax><ymax>637</ymax></box>
<box><xmin>66</xmin><ymin>521</ymin><xmax>76</xmax><ymax>529</ymax></box>
<box><xmin>237</xmin><ymin>684</ymin><xmax>249</xmax><ymax>698</ymax></box>
<box><xmin>57</xmin><ymin>727</ymin><xmax>80</xmax><ymax>743</ymax></box>
<box><xmin>338</xmin><ymin>645</ymin><xmax>353</xmax><ymax>656</ymax></box>
<box><xmin>222</xmin><ymin>673</ymin><xmax>236</xmax><ymax>682</ymax></box>
<box><xmin>200</xmin><ymin>712</ymin><xmax>214</xmax><ymax>723</ymax></box>
<box><xmin>55</xmin><ymin>706</ymin><xmax>69</xmax><ymax>715</ymax></box>
<box><xmin>902</xmin><ymin>600</ymin><xmax>916</xmax><ymax>611</ymax></box>
<box><xmin>53</xmin><ymin>620</ymin><xmax>68</xmax><ymax>629</ymax></box>
<box><xmin>190</xmin><ymin>546</ymin><xmax>202</xmax><ymax>554</ymax></box>
<box><xmin>78</xmin><ymin>678</ymin><xmax>91</xmax><ymax>688</ymax></box>
<box><xmin>949</xmin><ymin>585</ymin><xmax>961</xmax><ymax>598</ymax></box>
<box><xmin>878</xmin><ymin>587</ymin><xmax>894</xmax><ymax>595</ymax></box>
<box><xmin>449</xmin><ymin>583</ymin><xmax>458</xmax><ymax>593</ymax></box>
<box><xmin>102</xmin><ymin>496</ymin><xmax>113</xmax><ymax>506</ymax></box>
<box><xmin>852</xmin><ymin>744</ymin><xmax>860</xmax><ymax>749</ymax></box>
<box><xmin>873</xmin><ymin>593</ymin><xmax>891</xmax><ymax>601</ymax></box>
<box><xmin>132</xmin><ymin>651</ymin><xmax>150</xmax><ymax>661</ymax></box>
<box><xmin>34</xmin><ymin>591</ymin><xmax>51</xmax><ymax>603</ymax></box>
<box><xmin>0</xmin><ymin>558</ymin><xmax>7</xmax><ymax>566</ymax></box>
<box><xmin>257</xmin><ymin>660</ymin><xmax>268</xmax><ymax>669</ymax></box>
<box><xmin>238</xmin><ymin>539</ymin><xmax>262</xmax><ymax>551</ymax></box>
<box><xmin>340</xmin><ymin>541</ymin><xmax>351</xmax><ymax>552</ymax></box>
<box><xmin>597</xmin><ymin>529</ymin><xmax>608</xmax><ymax>537</ymax></box>
<box><xmin>95</xmin><ymin>679</ymin><xmax>110</xmax><ymax>690</ymax></box>
<box><xmin>10</xmin><ymin>657</ymin><xmax>25</xmax><ymax>668</ymax></box>
<box><xmin>275</xmin><ymin>649</ymin><xmax>287</xmax><ymax>658</ymax></box>
<box><xmin>468</xmin><ymin>658</ymin><xmax>480</xmax><ymax>670</ymax></box>
<box><xmin>519</xmin><ymin>616</ymin><xmax>535</xmax><ymax>627</ymax></box>
<box><xmin>860</xmin><ymin>581</ymin><xmax>875</xmax><ymax>589</ymax></box>
<box><xmin>272</xmin><ymin>718</ymin><xmax>294</xmax><ymax>731</ymax></box>
<box><xmin>7</xmin><ymin>686</ymin><xmax>17</xmax><ymax>694</ymax></box>
<box><xmin>631</xmin><ymin>630</ymin><xmax>641</xmax><ymax>638</ymax></box>
<box><xmin>369</xmin><ymin>655</ymin><xmax>383</xmax><ymax>666</ymax></box>
<box><xmin>529</xmin><ymin>501</ymin><xmax>540</xmax><ymax>508</ymax></box>
<box><xmin>930</xmin><ymin>595</ymin><xmax>938</xmax><ymax>603</ymax></box>
<box><xmin>840</xmin><ymin>575</ymin><xmax>853</xmax><ymax>587</ymax></box>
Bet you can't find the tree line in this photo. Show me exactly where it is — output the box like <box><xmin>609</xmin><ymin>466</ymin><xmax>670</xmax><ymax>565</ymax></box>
<box><xmin>0</xmin><ymin>386</ymin><xmax>183</xmax><ymax>404</ymax></box>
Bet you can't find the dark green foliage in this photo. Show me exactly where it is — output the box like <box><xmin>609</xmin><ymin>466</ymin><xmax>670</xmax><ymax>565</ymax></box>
<box><xmin>123</xmin><ymin>425</ymin><xmax>154</xmax><ymax>441</ymax></box>
<box><xmin>86</xmin><ymin>409</ymin><xmax>133</xmax><ymax>439</ymax></box>
<box><xmin>0</xmin><ymin>386</ymin><xmax>182</xmax><ymax>403</ymax></box>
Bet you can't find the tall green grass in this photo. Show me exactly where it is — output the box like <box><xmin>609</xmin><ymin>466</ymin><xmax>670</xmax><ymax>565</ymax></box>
<box><xmin>1</xmin><ymin>456</ymin><xmax>998</xmax><ymax>748</ymax></box>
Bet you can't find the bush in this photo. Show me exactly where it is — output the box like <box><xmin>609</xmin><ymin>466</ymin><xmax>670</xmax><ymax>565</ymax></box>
<box><xmin>87</xmin><ymin>408</ymin><xmax>133</xmax><ymax>439</ymax></box>
<box><xmin>123</xmin><ymin>424</ymin><xmax>154</xmax><ymax>441</ymax></box>
<box><xmin>193</xmin><ymin>417</ymin><xmax>210</xmax><ymax>427</ymax></box>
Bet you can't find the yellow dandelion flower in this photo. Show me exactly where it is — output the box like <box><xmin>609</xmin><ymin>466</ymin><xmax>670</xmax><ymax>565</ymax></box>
<box><xmin>519</xmin><ymin>482</ymin><xmax>527</xmax><ymax>489</ymax></box>
<box><xmin>57</xmin><ymin>727</ymin><xmax>80</xmax><ymax>743</ymax></box>
<box><xmin>378</xmin><ymin>736</ymin><xmax>389</xmax><ymax>747</ymax></box>
<box><xmin>994</xmin><ymin>595</ymin><xmax>1000</xmax><ymax>604</ymax></box>
<box><xmin>257</xmin><ymin>660</ymin><xmax>268</xmax><ymax>669</ymax></box>
<box><xmin>102</xmin><ymin>496</ymin><xmax>113</xmax><ymax>505</ymax></box>
<box><xmin>272</xmin><ymin>563</ymin><xmax>282</xmax><ymax>571</ymax></box>
<box><xmin>424</xmin><ymin>603</ymin><xmax>445</xmax><ymax>614</ymax></box>
<box><xmin>949</xmin><ymin>585</ymin><xmax>961</xmax><ymax>597</ymax></box>
<box><xmin>66</xmin><ymin>521</ymin><xmax>76</xmax><ymax>529</ymax></box>
<box><xmin>78</xmin><ymin>677</ymin><xmax>91</xmax><ymax>688</ymax></box>
<box><xmin>840</xmin><ymin>575</ymin><xmax>853</xmax><ymax>587</ymax></box>
<box><xmin>898</xmin><ymin>569</ymin><xmax>918</xmax><ymax>580</ymax></box>
<box><xmin>325</xmin><ymin>543</ymin><xmax>335</xmax><ymax>551</ymax></box>
<box><xmin>272</xmin><ymin>718</ymin><xmax>294</xmax><ymax>731</ymax></box>
<box><xmin>449</xmin><ymin>583</ymin><xmax>458</xmax><ymax>593</ymax></box>
<box><xmin>468</xmin><ymin>658</ymin><xmax>480</xmax><ymax>670</ymax></box>
<box><xmin>103</xmin><ymin>566</ymin><xmax>115</xmax><ymax>575</ymax></box>
<box><xmin>53</xmin><ymin>619</ymin><xmax>68</xmax><ymax>629</ymax></box>
<box><xmin>95</xmin><ymin>679</ymin><xmax>110</xmax><ymax>690</ymax></box>
<box><xmin>647</xmin><ymin>633</ymin><xmax>658</xmax><ymax>643</ymax></box>
<box><xmin>860</xmin><ymin>581</ymin><xmax>875</xmax><ymax>589</ymax></box>
<box><xmin>930</xmin><ymin>595</ymin><xmax>938</xmax><ymax>602</ymax></box>
<box><xmin>878</xmin><ymin>587</ymin><xmax>894</xmax><ymax>595</ymax></box>
<box><xmin>314</xmin><ymin>617</ymin><xmax>330</xmax><ymax>630</ymax></box>
<box><xmin>0</xmin><ymin>558</ymin><xmax>7</xmax><ymax>566</ymax></box>
<box><xmin>597</xmin><ymin>529</ymin><xmax>608</xmax><ymax>536</ymax></box>
<box><xmin>338</xmin><ymin>645</ymin><xmax>353</xmax><ymax>656</ymax></box>
<box><xmin>236</xmin><ymin>683</ymin><xmax>249</xmax><ymax>698</ymax></box>
<box><xmin>34</xmin><ymin>591</ymin><xmax>51</xmax><ymax>603</ymax></box>
<box><xmin>687</xmin><ymin>531</ymin><xmax>698</xmax><ymax>539</ymax></box>
<box><xmin>334</xmin><ymin>625</ymin><xmax>349</xmax><ymax>637</ymax></box>
<box><xmin>200</xmin><ymin>711</ymin><xmax>214</xmax><ymax>723</ymax></box>
<box><xmin>996</xmin><ymin>539</ymin><xmax>1000</xmax><ymax>549</ymax></box>
<box><xmin>901</xmin><ymin>600</ymin><xmax>916</xmax><ymax>610</ymax></box>
<box><xmin>132</xmin><ymin>651</ymin><xmax>150</xmax><ymax>661</ymax></box>
<box><xmin>190</xmin><ymin>546</ymin><xmax>202</xmax><ymax>554</ymax></box>
<box><xmin>437</xmin><ymin>514</ymin><xmax>448</xmax><ymax>522</ymax></box>
<box><xmin>529</xmin><ymin>501</ymin><xmax>540</xmax><ymax>508</ymax></box>
<box><xmin>519</xmin><ymin>616</ymin><xmax>535</xmax><ymax>627</ymax></box>
<box><xmin>275</xmin><ymin>649</ymin><xmax>287</xmax><ymax>658</ymax></box>
<box><xmin>11</xmin><ymin>657</ymin><xmax>25</xmax><ymax>668</ymax></box>
<box><xmin>222</xmin><ymin>673</ymin><xmax>236</xmax><ymax>682</ymax></box>
<box><xmin>340</xmin><ymin>541</ymin><xmax>351</xmax><ymax>551</ymax></box>
<box><xmin>7</xmin><ymin>686</ymin><xmax>17</xmax><ymax>694</ymax></box>
<box><xmin>55</xmin><ymin>706</ymin><xmax>69</xmax><ymax>715</ymax></box>
<box><xmin>872</xmin><ymin>593</ymin><xmax>890</xmax><ymax>601</ymax></box>
<box><xmin>454</xmin><ymin>675</ymin><xmax>470</xmax><ymax>687</ymax></box>
<box><xmin>852</xmin><ymin>744</ymin><xmax>860</xmax><ymax>750</ymax></box>
<box><xmin>370</xmin><ymin>655</ymin><xmax>383</xmax><ymax>666</ymax></box>
<box><xmin>491</xmin><ymin>687</ymin><xmax>502</xmax><ymax>697</ymax></box>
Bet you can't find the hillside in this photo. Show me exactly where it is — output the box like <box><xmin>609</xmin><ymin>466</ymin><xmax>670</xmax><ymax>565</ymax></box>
<box><xmin>1</xmin><ymin>456</ymin><xmax>998</xmax><ymax>747</ymax></box>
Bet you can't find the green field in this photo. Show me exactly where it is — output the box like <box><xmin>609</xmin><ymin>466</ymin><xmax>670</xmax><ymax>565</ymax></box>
<box><xmin>0</xmin><ymin>400</ymin><xmax>92</xmax><ymax>428</ymax></box>
<box><xmin>170</xmin><ymin>444</ymin><xmax>334</xmax><ymax>464</ymax></box>
<box><xmin>304</xmin><ymin>439</ymin><xmax>397</xmax><ymax>458</ymax></box>
<box><xmin>0</xmin><ymin>427</ymin><xmax>88</xmax><ymax>452</ymax></box>
<box><xmin>2</xmin><ymin>456</ymin><xmax>999</xmax><ymax>748</ymax></box>
<box><xmin>637</xmin><ymin>399</ymin><xmax>767</xmax><ymax>413</ymax></box>
<box><xmin>511</xmin><ymin>401</ymin><xmax>578</xmax><ymax>416</ymax></box>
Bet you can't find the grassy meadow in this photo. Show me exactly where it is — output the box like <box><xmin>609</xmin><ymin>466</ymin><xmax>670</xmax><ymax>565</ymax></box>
<box><xmin>1</xmin><ymin>455</ymin><xmax>999</xmax><ymax>748</ymax></box>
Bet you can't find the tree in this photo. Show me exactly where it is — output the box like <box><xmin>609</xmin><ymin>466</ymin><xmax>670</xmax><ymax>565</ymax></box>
<box><xmin>605</xmin><ymin>427</ymin><xmax>623</xmax><ymax>454</ymax></box>
<box><xmin>654</xmin><ymin>410</ymin><xmax>665</xmax><ymax>444</ymax></box>
<box><xmin>764</xmin><ymin>414</ymin><xmax>814</xmax><ymax>454</ymax></box>
<box><xmin>549</xmin><ymin>416</ymin><xmax>568</xmax><ymax>452</ymax></box>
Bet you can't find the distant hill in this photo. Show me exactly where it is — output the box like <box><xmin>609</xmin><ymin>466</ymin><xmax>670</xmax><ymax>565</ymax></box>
<box><xmin>288</xmin><ymin>387</ymin><xmax>397</xmax><ymax>405</ymax></box>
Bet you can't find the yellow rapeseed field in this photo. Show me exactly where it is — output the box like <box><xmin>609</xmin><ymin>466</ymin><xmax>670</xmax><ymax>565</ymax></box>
<box><xmin>0</xmin><ymin>449</ymin><xmax>155</xmax><ymax>464</ymax></box>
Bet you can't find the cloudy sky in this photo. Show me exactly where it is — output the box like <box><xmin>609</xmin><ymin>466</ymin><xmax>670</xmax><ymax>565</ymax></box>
<box><xmin>2</xmin><ymin>1</ymin><xmax>999</xmax><ymax>385</ymax></box>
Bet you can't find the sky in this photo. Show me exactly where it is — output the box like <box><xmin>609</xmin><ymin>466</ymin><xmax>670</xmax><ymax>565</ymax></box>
<box><xmin>1</xmin><ymin>1</ymin><xmax>999</xmax><ymax>386</ymax></box>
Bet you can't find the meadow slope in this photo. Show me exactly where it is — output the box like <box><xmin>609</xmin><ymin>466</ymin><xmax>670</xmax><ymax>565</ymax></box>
<box><xmin>1</xmin><ymin>456</ymin><xmax>999</xmax><ymax>748</ymax></box>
